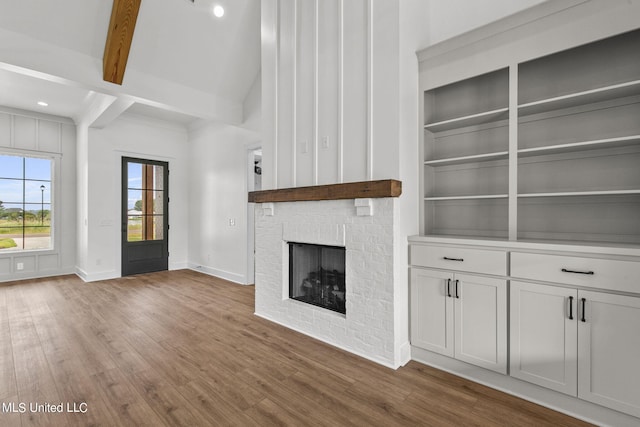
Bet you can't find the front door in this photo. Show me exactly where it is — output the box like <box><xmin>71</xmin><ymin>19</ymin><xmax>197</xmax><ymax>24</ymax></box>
<box><xmin>122</xmin><ymin>157</ymin><xmax>169</xmax><ymax>276</ymax></box>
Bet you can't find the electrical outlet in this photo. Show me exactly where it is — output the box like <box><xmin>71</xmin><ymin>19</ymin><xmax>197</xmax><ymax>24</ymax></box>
<box><xmin>16</xmin><ymin>262</ymin><xmax>24</xmax><ymax>271</ymax></box>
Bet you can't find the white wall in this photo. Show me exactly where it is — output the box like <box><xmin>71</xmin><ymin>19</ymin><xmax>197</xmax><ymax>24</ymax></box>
<box><xmin>242</xmin><ymin>72</ymin><xmax>262</xmax><ymax>134</ymax></box>
<box><xmin>76</xmin><ymin>114</ymin><xmax>189</xmax><ymax>281</ymax></box>
<box><xmin>187</xmin><ymin>122</ymin><xmax>260</xmax><ymax>284</ymax></box>
<box><xmin>0</xmin><ymin>107</ymin><xmax>77</xmax><ymax>282</ymax></box>
<box><xmin>426</xmin><ymin>0</ymin><xmax>547</xmax><ymax>45</ymax></box>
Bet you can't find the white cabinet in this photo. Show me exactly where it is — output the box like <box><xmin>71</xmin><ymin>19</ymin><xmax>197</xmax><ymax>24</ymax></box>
<box><xmin>511</xmin><ymin>281</ymin><xmax>640</xmax><ymax>418</ymax></box>
<box><xmin>410</xmin><ymin>268</ymin><xmax>507</xmax><ymax>374</ymax></box>
<box><xmin>578</xmin><ymin>290</ymin><xmax>640</xmax><ymax>418</ymax></box>
<box><xmin>510</xmin><ymin>281</ymin><xmax>578</xmax><ymax>395</ymax></box>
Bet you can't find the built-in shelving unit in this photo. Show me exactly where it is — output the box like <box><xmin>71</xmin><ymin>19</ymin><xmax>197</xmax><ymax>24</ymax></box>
<box><xmin>413</xmin><ymin>5</ymin><xmax>640</xmax><ymax>424</ymax></box>
<box><xmin>421</xmin><ymin>29</ymin><xmax>640</xmax><ymax>246</ymax></box>
<box><xmin>423</xmin><ymin>68</ymin><xmax>510</xmax><ymax>238</ymax></box>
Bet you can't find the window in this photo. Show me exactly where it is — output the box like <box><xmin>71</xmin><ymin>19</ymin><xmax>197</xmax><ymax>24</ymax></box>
<box><xmin>0</xmin><ymin>154</ymin><xmax>52</xmax><ymax>251</ymax></box>
<box><xmin>126</xmin><ymin>161</ymin><xmax>165</xmax><ymax>242</ymax></box>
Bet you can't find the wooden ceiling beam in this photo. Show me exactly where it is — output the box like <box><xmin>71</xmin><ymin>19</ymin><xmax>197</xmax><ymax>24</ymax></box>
<box><xmin>103</xmin><ymin>0</ymin><xmax>142</xmax><ymax>85</ymax></box>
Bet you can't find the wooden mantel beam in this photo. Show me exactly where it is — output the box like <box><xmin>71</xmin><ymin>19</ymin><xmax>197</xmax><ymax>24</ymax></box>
<box><xmin>103</xmin><ymin>0</ymin><xmax>142</xmax><ymax>85</ymax></box>
<box><xmin>248</xmin><ymin>180</ymin><xmax>402</xmax><ymax>203</ymax></box>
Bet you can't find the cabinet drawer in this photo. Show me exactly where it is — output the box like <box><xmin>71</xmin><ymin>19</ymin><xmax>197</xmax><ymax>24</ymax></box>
<box><xmin>410</xmin><ymin>245</ymin><xmax>507</xmax><ymax>276</ymax></box>
<box><xmin>511</xmin><ymin>252</ymin><xmax>640</xmax><ymax>294</ymax></box>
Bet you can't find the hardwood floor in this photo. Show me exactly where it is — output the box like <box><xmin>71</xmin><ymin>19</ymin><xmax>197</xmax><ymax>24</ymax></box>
<box><xmin>0</xmin><ymin>270</ymin><xmax>592</xmax><ymax>427</ymax></box>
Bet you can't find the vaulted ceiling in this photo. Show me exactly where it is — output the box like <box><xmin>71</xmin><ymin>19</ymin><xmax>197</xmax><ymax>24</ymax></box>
<box><xmin>0</xmin><ymin>0</ymin><xmax>261</xmax><ymax>127</ymax></box>
<box><xmin>0</xmin><ymin>0</ymin><xmax>547</xmax><ymax>128</ymax></box>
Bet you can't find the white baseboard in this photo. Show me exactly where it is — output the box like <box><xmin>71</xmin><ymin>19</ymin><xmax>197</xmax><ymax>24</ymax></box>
<box><xmin>411</xmin><ymin>346</ymin><xmax>639</xmax><ymax>427</ymax></box>
<box><xmin>398</xmin><ymin>341</ymin><xmax>412</xmax><ymax>367</ymax></box>
<box><xmin>169</xmin><ymin>261</ymin><xmax>189</xmax><ymax>271</ymax></box>
<box><xmin>188</xmin><ymin>263</ymin><xmax>246</xmax><ymax>285</ymax></box>
<box><xmin>0</xmin><ymin>267</ymin><xmax>76</xmax><ymax>283</ymax></box>
<box><xmin>75</xmin><ymin>267</ymin><xmax>118</xmax><ymax>283</ymax></box>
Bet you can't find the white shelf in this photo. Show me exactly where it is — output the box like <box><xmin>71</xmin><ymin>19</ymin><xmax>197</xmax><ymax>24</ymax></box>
<box><xmin>518</xmin><ymin>135</ymin><xmax>640</xmax><ymax>157</ymax></box>
<box><xmin>518</xmin><ymin>190</ymin><xmax>640</xmax><ymax>198</ymax></box>
<box><xmin>518</xmin><ymin>80</ymin><xmax>640</xmax><ymax>116</ymax></box>
<box><xmin>424</xmin><ymin>151</ymin><xmax>509</xmax><ymax>166</ymax></box>
<box><xmin>424</xmin><ymin>108</ymin><xmax>508</xmax><ymax>133</ymax></box>
<box><xmin>425</xmin><ymin>194</ymin><xmax>508</xmax><ymax>201</ymax></box>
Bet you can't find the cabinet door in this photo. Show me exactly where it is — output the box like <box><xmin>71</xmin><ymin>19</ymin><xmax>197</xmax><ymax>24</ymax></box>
<box><xmin>578</xmin><ymin>290</ymin><xmax>640</xmax><ymax>418</ymax></box>
<box><xmin>454</xmin><ymin>273</ymin><xmax>507</xmax><ymax>374</ymax></box>
<box><xmin>510</xmin><ymin>281</ymin><xmax>577</xmax><ymax>395</ymax></box>
<box><xmin>410</xmin><ymin>269</ymin><xmax>454</xmax><ymax>357</ymax></box>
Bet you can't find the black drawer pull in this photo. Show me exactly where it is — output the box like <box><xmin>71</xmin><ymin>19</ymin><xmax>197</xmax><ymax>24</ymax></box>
<box><xmin>568</xmin><ymin>296</ymin><xmax>574</xmax><ymax>320</ymax></box>
<box><xmin>446</xmin><ymin>279</ymin><xmax>451</xmax><ymax>298</ymax></box>
<box><xmin>561</xmin><ymin>268</ymin><xmax>594</xmax><ymax>275</ymax></box>
<box><xmin>581</xmin><ymin>298</ymin><xmax>586</xmax><ymax>322</ymax></box>
<box><xmin>443</xmin><ymin>257</ymin><xmax>464</xmax><ymax>262</ymax></box>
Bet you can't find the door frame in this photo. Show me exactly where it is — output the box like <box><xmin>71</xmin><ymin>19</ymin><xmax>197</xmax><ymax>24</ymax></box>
<box><xmin>246</xmin><ymin>144</ymin><xmax>261</xmax><ymax>285</ymax></box>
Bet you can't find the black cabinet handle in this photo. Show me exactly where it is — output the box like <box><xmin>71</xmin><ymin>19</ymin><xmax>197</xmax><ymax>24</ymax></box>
<box><xmin>455</xmin><ymin>280</ymin><xmax>460</xmax><ymax>299</ymax></box>
<box><xmin>568</xmin><ymin>296</ymin><xmax>574</xmax><ymax>320</ymax></box>
<box><xmin>444</xmin><ymin>257</ymin><xmax>464</xmax><ymax>262</ymax></box>
<box><xmin>581</xmin><ymin>298</ymin><xmax>586</xmax><ymax>322</ymax></box>
<box><xmin>561</xmin><ymin>268</ymin><xmax>594</xmax><ymax>275</ymax></box>
<box><xmin>446</xmin><ymin>279</ymin><xmax>451</xmax><ymax>298</ymax></box>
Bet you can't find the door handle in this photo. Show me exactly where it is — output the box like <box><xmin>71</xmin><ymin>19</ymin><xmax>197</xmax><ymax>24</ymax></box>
<box><xmin>446</xmin><ymin>279</ymin><xmax>451</xmax><ymax>298</ymax></box>
<box><xmin>580</xmin><ymin>298</ymin><xmax>587</xmax><ymax>322</ymax></box>
<box><xmin>568</xmin><ymin>296</ymin><xmax>574</xmax><ymax>320</ymax></box>
<box><xmin>455</xmin><ymin>280</ymin><xmax>460</xmax><ymax>299</ymax></box>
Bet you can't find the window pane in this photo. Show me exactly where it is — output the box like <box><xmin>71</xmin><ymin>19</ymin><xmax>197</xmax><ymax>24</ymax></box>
<box><xmin>0</xmin><ymin>155</ymin><xmax>23</xmax><ymax>179</ymax></box>
<box><xmin>0</xmin><ymin>179</ymin><xmax>23</xmax><ymax>204</ymax></box>
<box><xmin>24</xmin><ymin>157</ymin><xmax>51</xmax><ymax>181</ymax></box>
<box><xmin>151</xmin><ymin>190</ymin><xmax>164</xmax><ymax>214</ymax></box>
<box><xmin>23</xmin><ymin>230</ymin><xmax>51</xmax><ymax>250</ymax></box>
<box><xmin>152</xmin><ymin>215</ymin><xmax>164</xmax><ymax>240</ymax></box>
<box><xmin>0</xmin><ymin>202</ymin><xmax>23</xmax><ymax>226</ymax></box>
<box><xmin>25</xmin><ymin>181</ymin><xmax>51</xmax><ymax>203</ymax></box>
<box><xmin>127</xmin><ymin>215</ymin><xmax>142</xmax><ymax>242</ymax></box>
<box><xmin>24</xmin><ymin>203</ymin><xmax>51</xmax><ymax>225</ymax></box>
<box><xmin>128</xmin><ymin>163</ymin><xmax>143</xmax><ymax>189</ymax></box>
<box><xmin>128</xmin><ymin>189</ymin><xmax>143</xmax><ymax>212</ymax></box>
<box><xmin>152</xmin><ymin>165</ymin><xmax>164</xmax><ymax>191</ymax></box>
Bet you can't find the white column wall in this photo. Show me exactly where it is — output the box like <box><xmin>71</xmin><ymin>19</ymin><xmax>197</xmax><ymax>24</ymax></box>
<box><xmin>261</xmin><ymin>0</ymin><xmax>403</xmax><ymax>189</ymax></box>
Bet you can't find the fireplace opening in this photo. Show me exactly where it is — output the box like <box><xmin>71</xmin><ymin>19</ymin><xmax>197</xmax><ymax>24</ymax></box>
<box><xmin>288</xmin><ymin>242</ymin><xmax>346</xmax><ymax>314</ymax></box>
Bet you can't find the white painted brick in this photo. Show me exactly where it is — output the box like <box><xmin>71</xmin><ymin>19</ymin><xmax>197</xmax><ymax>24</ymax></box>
<box><xmin>254</xmin><ymin>198</ymin><xmax>399</xmax><ymax>366</ymax></box>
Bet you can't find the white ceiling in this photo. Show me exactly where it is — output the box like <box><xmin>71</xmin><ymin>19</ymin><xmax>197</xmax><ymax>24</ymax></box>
<box><xmin>0</xmin><ymin>68</ymin><xmax>93</xmax><ymax>121</ymax></box>
<box><xmin>0</xmin><ymin>0</ymin><xmax>261</xmax><ymax>125</ymax></box>
<box><xmin>0</xmin><ymin>0</ymin><xmax>548</xmax><ymax>127</ymax></box>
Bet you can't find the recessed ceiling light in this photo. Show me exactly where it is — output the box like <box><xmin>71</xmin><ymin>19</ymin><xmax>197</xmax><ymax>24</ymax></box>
<box><xmin>37</xmin><ymin>101</ymin><xmax>48</xmax><ymax>107</ymax></box>
<box><xmin>213</xmin><ymin>5</ymin><xmax>224</xmax><ymax>18</ymax></box>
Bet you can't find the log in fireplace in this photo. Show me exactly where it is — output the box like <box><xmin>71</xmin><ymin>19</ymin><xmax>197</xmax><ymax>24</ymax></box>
<box><xmin>288</xmin><ymin>242</ymin><xmax>346</xmax><ymax>314</ymax></box>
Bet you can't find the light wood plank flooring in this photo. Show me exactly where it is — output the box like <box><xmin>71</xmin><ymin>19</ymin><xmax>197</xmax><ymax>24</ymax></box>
<box><xmin>0</xmin><ymin>270</ymin><xmax>592</xmax><ymax>427</ymax></box>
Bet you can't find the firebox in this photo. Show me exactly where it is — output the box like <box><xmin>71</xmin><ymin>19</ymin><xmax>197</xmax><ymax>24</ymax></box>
<box><xmin>288</xmin><ymin>242</ymin><xmax>346</xmax><ymax>314</ymax></box>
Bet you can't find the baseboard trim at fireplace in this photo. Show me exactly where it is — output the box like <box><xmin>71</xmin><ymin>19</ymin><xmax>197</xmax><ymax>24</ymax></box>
<box><xmin>254</xmin><ymin>311</ymin><xmax>400</xmax><ymax>370</ymax></box>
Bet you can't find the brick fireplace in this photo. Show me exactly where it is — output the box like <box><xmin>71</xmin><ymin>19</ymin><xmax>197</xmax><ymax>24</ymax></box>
<box><xmin>250</xmin><ymin>180</ymin><xmax>408</xmax><ymax>368</ymax></box>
